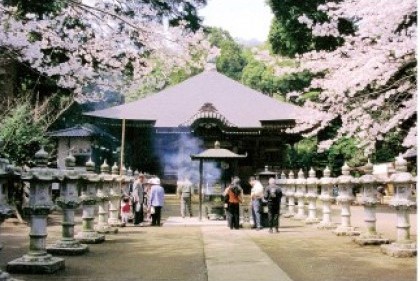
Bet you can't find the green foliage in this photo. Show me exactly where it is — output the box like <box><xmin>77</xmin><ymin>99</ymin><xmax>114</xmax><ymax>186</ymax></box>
<box><xmin>373</xmin><ymin>131</ymin><xmax>405</xmax><ymax>163</ymax></box>
<box><xmin>267</xmin><ymin>0</ymin><xmax>346</xmax><ymax>57</ymax></box>
<box><xmin>216</xmin><ymin>40</ymin><xmax>247</xmax><ymax>81</ymax></box>
<box><xmin>0</xmin><ymin>101</ymin><xmax>48</xmax><ymax>165</ymax></box>
<box><xmin>286</xmin><ymin>136</ymin><xmax>365</xmax><ymax>177</ymax></box>
<box><xmin>241</xmin><ymin>57</ymin><xmax>312</xmax><ymax>97</ymax></box>
<box><xmin>2</xmin><ymin>0</ymin><xmax>65</xmax><ymax>18</ymax></box>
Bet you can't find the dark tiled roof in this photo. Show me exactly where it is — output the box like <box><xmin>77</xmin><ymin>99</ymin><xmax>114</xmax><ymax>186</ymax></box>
<box><xmin>47</xmin><ymin>124</ymin><xmax>118</xmax><ymax>142</ymax></box>
<box><xmin>85</xmin><ymin>71</ymin><xmax>307</xmax><ymax>128</ymax></box>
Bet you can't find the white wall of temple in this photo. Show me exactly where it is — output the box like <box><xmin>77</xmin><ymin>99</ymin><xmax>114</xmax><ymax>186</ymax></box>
<box><xmin>57</xmin><ymin>137</ymin><xmax>91</xmax><ymax>169</ymax></box>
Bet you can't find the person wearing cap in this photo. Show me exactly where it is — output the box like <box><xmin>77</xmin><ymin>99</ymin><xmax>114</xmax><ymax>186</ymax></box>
<box><xmin>132</xmin><ymin>173</ymin><xmax>145</xmax><ymax>226</ymax></box>
<box><xmin>223</xmin><ymin>176</ymin><xmax>243</xmax><ymax>230</ymax></box>
<box><xmin>263</xmin><ymin>177</ymin><xmax>282</xmax><ymax>233</ymax></box>
<box><xmin>176</xmin><ymin>177</ymin><xmax>194</xmax><ymax>218</ymax></box>
<box><xmin>149</xmin><ymin>177</ymin><xmax>165</xmax><ymax>226</ymax></box>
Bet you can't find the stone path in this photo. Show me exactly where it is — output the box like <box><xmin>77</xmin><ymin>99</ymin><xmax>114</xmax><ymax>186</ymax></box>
<box><xmin>201</xmin><ymin>226</ymin><xmax>293</xmax><ymax>281</ymax></box>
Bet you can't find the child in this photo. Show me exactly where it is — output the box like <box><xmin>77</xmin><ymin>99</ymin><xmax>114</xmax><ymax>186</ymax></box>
<box><xmin>121</xmin><ymin>196</ymin><xmax>131</xmax><ymax>226</ymax></box>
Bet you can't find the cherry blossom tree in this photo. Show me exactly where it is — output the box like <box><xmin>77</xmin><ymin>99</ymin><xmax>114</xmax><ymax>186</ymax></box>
<box><xmin>283</xmin><ymin>0</ymin><xmax>416</xmax><ymax>158</ymax></box>
<box><xmin>0</xmin><ymin>0</ymin><xmax>210</xmax><ymax>103</ymax></box>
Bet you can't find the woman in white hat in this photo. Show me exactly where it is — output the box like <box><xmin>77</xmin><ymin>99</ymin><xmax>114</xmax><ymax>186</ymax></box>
<box><xmin>149</xmin><ymin>177</ymin><xmax>165</xmax><ymax>226</ymax></box>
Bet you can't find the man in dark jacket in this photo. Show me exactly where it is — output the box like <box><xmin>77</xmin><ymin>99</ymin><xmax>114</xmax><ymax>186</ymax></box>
<box><xmin>264</xmin><ymin>177</ymin><xmax>283</xmax><ymax>233</ymax></box>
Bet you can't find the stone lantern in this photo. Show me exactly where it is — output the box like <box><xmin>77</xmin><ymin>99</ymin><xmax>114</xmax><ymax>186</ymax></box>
<box><xmin>0</xmin><ymin>157</ymin><xmax>14</xmax><ymax>243</ymax></box>
<box><xmin>0</xmin><ymin>153</ymin><xmax>21</xmax><ymax>281</ymax></box>
<box><xmin>317</xmin><ymin>166</ymin><xmax>336</xmax><ymax>229</ymax></box>
<box><xmin>47</xmin><ymin>153</ymin><xmax>88</xmax><ymax>255</ymax></box>
<box><xmin>108</xmin><ymin>162</ymin><xmax>123</xmax><ymax>227</ymax></box>
<box><xmin>95</xmin><ymin>160</ymin><xmax>118</xmax><ymax>234</ymax></box>
<box><xmin>381</xmin><ymin>155</ymin><xmax>416</xmax><ymax>257</ymax></box>
<box><xmin>353</xmin><ymin>159</ymin><xmax>390</xmax><ymax>245</ymax></box>
<box><xmin>75</xmin><ymin>158</ymin><xmax>105</xmax><ymax>244</ymax></box>
<box><xmin>305</xmin><ymin>168</ymin><xmax>320</xmax><ymax>224</ymax></box>
<box><xmin>293</xmin><ymin>169</ymin><xmax>307</xmax><ymax>220</ymax></box>
<box><xmin>283</xmin><ymin>171</ymin><xmax>296</xmax><ymax>218</ymax></box>
<box><xmin>277</xmin><ymin>172</ymin><xmax>287</xmax><ymax>215</ymax></box>
<box><xmin>333</xmin><ymin>162</ymin><xmax>360</xmax><ymax>236</ymax></box>
<box><xmin>7</xmin><ymin>147</ymin><xmax>65</xmax><ymax>274</ymax></box>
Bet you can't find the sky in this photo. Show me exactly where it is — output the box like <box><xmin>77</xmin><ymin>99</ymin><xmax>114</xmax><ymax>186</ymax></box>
<box><xmin>198</xmin><ymin>0</ymin><xmax>274</xmax><ymax>42</ymax></box>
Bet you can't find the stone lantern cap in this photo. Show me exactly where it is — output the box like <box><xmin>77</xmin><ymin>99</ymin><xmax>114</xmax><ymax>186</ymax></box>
<box><xmin>111</xmin><ymin>162</ymin><xmax>119</xmax><ymax>175</ymax></box>
<box><xmin>100</xmin><ymin>160</ymin><xmax>110</xmax><ymax>174</ymax></box>
<box><xmin>389</xmin><ymin>154</ymin><xmax>415</xmax><ymax>184</ymax></box>
<box><xmin>277</xmin><ymin>171</ymin><xmax>287</xmax><ymax>185</ymax></box>
<box><xmin>22</xmin><ymin>147</ymin><xmax>58</xmax><ymax>181</ymax></box>
<box><xmin>319</xmin><ymin>166</ymin><xmax>335</xmax><ymax>185</ymax></box>
<box><xmin>306</xmin><ymin>167</ymin><xmax>318</xmax><ymax>186</ymax></box>
<box><xmin>358</xmin><ymin>159</ymin><xmax>378</xmax><ymax>185</ymax></box>
<box><xmin>65</xmin><ymin>152</ymin><xmax>76</xmax><ymax>168</ymax></box>
<box><xmin>295</xmin><ymin>169</ymin><xmax>306</xmax><ymax>186</ymax></box>
<box><xmin>337</xmin><ymin>162</ymin><xmax>357</xmax><ymax>184</ymax></box>
<box><xmin>287</xmin><ymin>170</ymin><xmax>295</xmax><ymax>184</ymax></box>
<box><xmin>35</xmin><ymin>146</ymin><xmax>49</xmax><ymax>167</ymax></box>
<box><xmin>59</xmin><ymin>152</ymin><xmax>80</xmax><ymax>181</ymax></box>
<box><xmin>82</xmin><ymin>158</ymin><xmax>101</xmax><ymax>182</ymax></box>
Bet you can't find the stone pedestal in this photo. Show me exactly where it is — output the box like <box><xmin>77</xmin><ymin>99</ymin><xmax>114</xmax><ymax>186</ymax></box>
<box><xmin>277</xmin><ymin>172</ymin><xmax>287</xmax><ymax>215</ymax></box>
<box><xmin>108</xmin><ymin>163</ymin><xmax>123</xmax><ymax>227</ymax></box>
<box><xmin>293</xmin><ymin>169</ymin><xmax>307</xmax><ymax>220</ymax></box>
<box><xmin>381</xmin><ymin>155</ymin><xmax>416</xmax><ymax>257</ymax></box>
<box><xmin>95</xmin><ymin>161</ymin><xmax>118</xmax><ymax>234</ymax></box>
<box><xmin>354</xmin><ymin>160</ymin><xmax>390</xmax><ymax>245</ymax></box>
<box><xmin>283</xmin><ymin>171</ymin><xmax>296</xmax><ymax>218</ymax></box>
<box><xmin>0</xmin><ymin>158</ymin><xmax>23</xmax><ymax>280</ymax></box>
<box><xmin>317</xmin><ymin>167</ymin><xmax>336</xmax><ymax>229</ymax></box>
<box><xmin>47</xmin><ymin>153</ymin><xmax>88</xmax><ymax>255</ymax></box>
<box><xmin>305</xmin><ymin>168</ymin><xmax>320</xmax><ymax>224</ymax></box>
<box><xmin>75</xmin><ymin>159</ymin><xmax>105</xmax><ymax>244</ymax></box>
<box><xmin>7</xmin><ymin>148</ymin><xmax>65</xmax><ymax>274</ymax></box>
<box><xmin>333</xmin><ymin>163</ymin><xmax>360</xmax><ymax>236</ymax></box>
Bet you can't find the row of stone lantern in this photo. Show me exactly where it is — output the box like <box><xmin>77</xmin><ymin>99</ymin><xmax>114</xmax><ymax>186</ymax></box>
<box><xmin>4</xmin><ymin>148</ymin><xmax>135</xmax><ymax>275</ymax></box>
<box><xmin>276</xmin><ymin>155</ymin><xmax>416</xmax><ymax>258</ymax></box>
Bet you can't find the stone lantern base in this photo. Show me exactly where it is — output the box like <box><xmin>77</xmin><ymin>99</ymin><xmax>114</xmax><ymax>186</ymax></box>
<box><xmin>333</xmin><ymin>226</ymin><xmax>361</xmax><ymax>236</ymax></box>
<box><xmin>305</xmin><ymin>217</ymin><xmax>320</xmax><ymax>224</ymax></box>
<box><xmin>317</xmin><ymin>222</ymin><xmax>337</xmax><ymax>230</ymax></box>
<box><xmin>95</xmin><ymin>224</ymin><xmax>118</xmax><ymax>234</ymax></box>
<box><xmin>7</xmin><ymin>254</ymin><xmax>65</xmax><ymax>274</ymax></box>
<box><xmin>75</xmin><ymin>231</ymin><xmax>105</xmax><ymax>244</ymax></box>
<box><xmin>47</xmin><ymin>239</ymin><xmax>89</xmax><ymax>255</ymax></box>
<box><xmin>292</xmin><ymin>214</ymin><xmax>307</xmax><ymax>221</ymax></box>
<box><xmin>282</xmin><ymin>212</ymin><xmax>295</xmax><ymax>218</ymax></box>
<box><xmin>353</xmin><ymin>233</ymin><xmax>390</xmax><ymax>246</ymax></box>
<box><xmin>381</xmin><ymin>241</ymin><xmax>417</xmax><ymax>257</ymax></box>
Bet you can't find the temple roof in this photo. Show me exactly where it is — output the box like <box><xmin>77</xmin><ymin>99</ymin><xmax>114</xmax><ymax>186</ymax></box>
<box><xmin>85</xmin><ymin>71</ymin><xmax>308</xmax><ymax>129</ymax></box>
<box><xmin>46</xmin><ymin>124</ymin><xmax>118</xmax><ymax>142</ymax></box>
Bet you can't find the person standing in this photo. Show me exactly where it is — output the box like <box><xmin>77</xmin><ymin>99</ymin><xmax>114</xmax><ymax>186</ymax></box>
<box><xmin>249</xmin><ymin>176</ymin><xmax>264</xmax><ymax>230</ymax></box>
<box><xmin>263</xmin><ymin>177</ymin><xmax>283</xmax><ymax>233</ymax></box>
<box><xmin>149</xmin><ymin>177</ymin><xmax>165</xmax><ymax>226</ymax></box>
<box><xmin>224</xmin><ymin>177</ymin><xmax>243</xmax><ymax>230</ymax></box>
<box><xmin>132</xmin><ymin>173</ymin><xmax>145</xmax><ymax>226</ymax></box>
<box><xmin>176</xmin><ymin>177</ymin><xmax>194</xmax><ymax>218</ymax></box>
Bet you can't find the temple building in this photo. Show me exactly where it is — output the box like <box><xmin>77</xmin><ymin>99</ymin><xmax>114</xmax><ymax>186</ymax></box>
<box><xmin>84</xmin><ymin>70</ymin><xmax>313</xmax><ymax>187</ymax></box>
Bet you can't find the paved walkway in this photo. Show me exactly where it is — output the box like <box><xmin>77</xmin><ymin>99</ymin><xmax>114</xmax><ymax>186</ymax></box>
<box><xmin>201</xmin><ymin>226</ymin><xmax>293</xmax><ymax>281</ymax></box>
<box><xmin>0</xmin><ymin>202</ymin><xmax>416</xmax><ymax>281</ymax></box>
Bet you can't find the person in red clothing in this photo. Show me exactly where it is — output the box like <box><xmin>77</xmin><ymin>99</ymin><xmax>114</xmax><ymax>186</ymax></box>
<box><xmin>223</xmin><ymin>177</ymin><xmax>243</xmax><ymax>229</ymax></box>
<box><xmin>121</xmin><ymin>196</ymin><xmax>131</xmax><ymax>227</ymax></box>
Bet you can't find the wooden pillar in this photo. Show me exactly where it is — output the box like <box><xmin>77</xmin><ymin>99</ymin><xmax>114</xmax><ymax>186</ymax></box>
<box><xmin>199</xmin><ymin>160</ymin><xmax>203</xmax><ymax>221</ymax></box>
